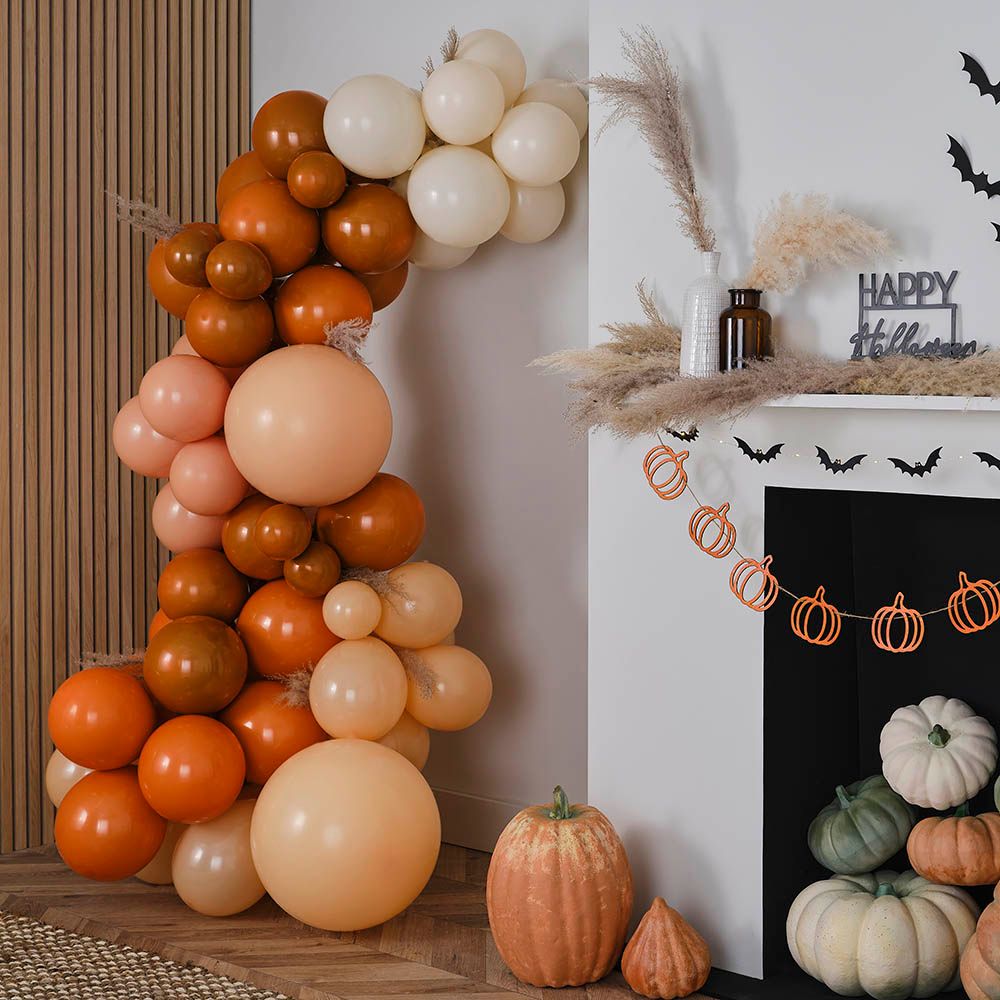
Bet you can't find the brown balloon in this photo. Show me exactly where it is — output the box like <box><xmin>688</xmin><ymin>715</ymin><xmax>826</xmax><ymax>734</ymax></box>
<box><xmin>148</xmin><ymin>240</ymin><xmax>201</xmax><ymax>319</ymax></box>
<box><xmin>357</xmin><ymin>263</ymin><xmax>409</xmax><ymax>311</ymax></box>
<box><xmin>255</xmin><ymin>504</ymin><xmax>312</xmax><ymax>560</ymax></box>
<box><xmin>252</xmin><ymin>90</ymin><xmax>328</xmax><ymax>180</ymax></box>
<box><xmin>216</xmin><ymin>150</ymin><xmax>271</xmax><ymax>214</ymax></box>
<box><xmin>316</xmin><ymin>473</ymin><xmax>426</xmax><ymax>570</ymax></box>
<box><xmin>273</xmin><ymin>264</ymin><xmax>373</xmax><ymax>345</ymax></box>
<box><xmin>164</xmin><ymin>223</ymin><xmax>222</xmax><ymax>287</ymax></box>
<box><xmin>284</xmin><ymin>541</ymin><xmax>341</xmax><ymax>598</ymax></box>
<box><xmin>222</xmin><ymin>495</ymin><xmax>284</xmax><ymax>581</ymax></box>
<box><xmin>205</xmin><ymin>240</ymin><xmax>273</xmax><ymax>300</ymax></box>
<box><xmin>143</xmin><ymin>615</ymin><xmax>248</xmax><ymax>714</ymax></box>
<box><xmin>185</xmin><ymin>289</ymin><xmax>275</xmax><ymax>367</ymax></box>
<box><xmin>157</xmin><ymin>548</ymin><xmax>249</xmax><ymax>622</ymax></box>
<box><xmin>288</xmin><ymin>151</ymin><xmax>347</xmax><ymax>209</ymax></box>
<box><xmin>321</xmin><ymin>184</ymin><xmax>416</xmax><ymax>275</ymax></box>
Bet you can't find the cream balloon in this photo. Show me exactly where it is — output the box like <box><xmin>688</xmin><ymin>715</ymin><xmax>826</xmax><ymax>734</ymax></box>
<box><xmin>172</xmin><ymin>800</ymin><xmax>265</xmax><ymax>916</ymax></box>
<box><xmin>374</xmin><ymin>562</ymin><xmax>462</xmax><ymax>648</ymax></box>
<box><xmin>309</xmin><ymin>636</ymin><xmax>407</xmax><ymax>739</ymax></box>
<box><xmin>501</xmin><ymin>179</ymin><xmax>565</xmax><ymax>243</ymax></box>
<box><xmin>455</xmin><ymin>29</ymin><xmax>526</xmax><ymax>108</ymax></box>
<box><xmin>322</xmin><ymin>580</ymin><xmax>383</xmax><ymax>640</ymax></box>
<box><xmin>404</xmin><ymin>644</ymin><xmax>493</xmax><ymax>732</ymax></box>
<box><xmin>492</xmin><ymin>102</ymin><xmax>580</xmax><ymax>186</ymax></box>
<box><xmin>377</xmin><ymin>712</ymin><xmax>430</xmax><ymax>771</ymax></box>
<box><xmin>250</xmin><ymin>739</ymin><xmax>441</xmax><ymax>931</ymax></box>
<box><xmin>324</xmin><ymin>74</ymin><xmax>425</xmax><ymax>179</ymax></box>
<box><xmin>135</xmin><ymin>822</ymin><xmax>185</xmax><ymax>885</ymax></box>
<box><xmin>422</xmin><ymin>60</ymin><xmax>505</xmax><ymax>146</ymax></box>
<box><xmin>409</xmin><ymin>229</ymin><xmax>477</xmax><ymax>271</ymax></box>
<box><xmin>44</xmin><ymin>749</ymin><xmax>92</xmax><ymax>807</ymax></box>
<box><xmin>406</xmin><ymin>146</ymin><xmax>509</xmax><ymax>249</ymax></box>
<box><xmin>516</xmin><ymin>78</ymin><xmax>589</xmax><ymax>138</ymax></box>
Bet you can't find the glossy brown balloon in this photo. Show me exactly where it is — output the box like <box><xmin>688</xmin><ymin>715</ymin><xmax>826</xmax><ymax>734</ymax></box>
<box><xmin>357</xmin><ymin>263</ymin><xmax>409</xmax><ymax>311</ymax></box>
<box><xmin>321</xmin><ymin>184</ymin><xmax>416</xmax><ymax>275</ymax></box>
<box><xmin>222</xmin><ymin>495</ymin><xmax>284</xmax><ymax>580</ymax></box>
<box><xmin>252</xmin><ymin>90</ymin><xmax>328</xmax><ymax>180</ymax></box>
<box><xmin>316</xmin><ymin>473</ymin><xmax>426</xmax><ymax>570</ymax></box>
<box><xmin>184</xmin><ymin>289</ymin><xmax>275</xmax><ymax>367</ymax></box>
<box><xmin>216</xmin><ymin>150</ymin><xmax>271</xmax><ymax>214</ymax></box>
<box><xmin>143</xmin><ymin>615</ymin><xmax>248</xmax><ymax>714</ymax></box>
<box><xmin>205</xmin><ymin>240</ymin><xmax>273</xmax><ymax>300</ymax></box>
<box><xmin>148</xmin><ymin>240</ymin><xmax>201</xmax><ymax>319</ymax></box>
<box><xmin>288</xmin><ymin>151</ymin><xmax>347</xmax><ymax>209</ymax></box>
<box><xmin>164</xmin><ymin>223</ymin><xmax>222</xmax><ymax>287</ymax></box>
<box><xmin>273</xmin><ymin>264</ymin><xmax>373</xmax><ymax>345</ymax></box>
<box><xmin>284</xmin><ymin>541</ymin><xmax>341</xmax><ymax>598</ymax></box>
<box><xmin>254</xmin><ymin>504</ymin><xmax>312</xmax><ymax>560</ymax></box>
<box><xmin>157</xmin><ymin>548</ymin><xmax>249</xmax><ymax>622</ymax></box>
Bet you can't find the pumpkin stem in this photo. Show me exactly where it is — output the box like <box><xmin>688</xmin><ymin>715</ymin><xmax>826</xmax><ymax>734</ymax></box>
<box><xmin>928</xmin><ymin>724</ymin><xmax>951</xmax><ymax>748</ymax></box>
<box><xmin>835</xmin><ymin>785</ymin><xmax>853</xmax><ymax>810</ymax></box>
<box><xmin>955</xmin><ymin>802</ymin><xmax>971</xmax><ymax>818</ymax></box>
<box><xmin>549</xmin><ymin>786</ymin><xmax>574</xmax><ymax>820</ymax></box>
<box><xmin>875</xmin><ymin>882</ymin><xmax>899</xmax><ymax>898</ymax></box>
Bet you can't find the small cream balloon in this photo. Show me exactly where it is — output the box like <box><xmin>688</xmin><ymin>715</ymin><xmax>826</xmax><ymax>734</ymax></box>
<box><xmin>45</xmin><ymin>750</ymin><xmax>92</xmax><ymax>807</ymax></box>
<box><xmin>323</xmin><ymin>580</ymin><xmax>383</xmax><ymax>640</ymax></box>
<box><xmin>405</xmin><ymin>644</ymin><xmax>493</xmax><ymax>732</ymax></box>
<box><xmin>377</xmin><ymin>712</ymin><xmax>430</xmax><ymax>770</ymax></box>
<box><xmin>455</xmin><ymin>29</ymin><xmax>526</xmax><ymax>108</ymax></box>
<box><xmin>501</xmin><ymin>180</ymin><xmax>566</xmax><ymax>244</ymax></box>
<box><xmin>135</xmin><ymin>822</ymin><xmax>185</xmax><ymax>885</ymax></box>
<box><xmin>409</xmin><ymin>229</ymin><xmax>478</xmax><ymax>271</ymax></box>
<box><xmin>516</xmin><ymin>78</ymin><xmax>589</xmax><ymax>138</ymax></box>
<box><xmin>374</xmin><ymin>562</ymin><xmax>463</xmax><ymax>648</ymax></box>
<box><xmin>422</xmin><ymin>60</ymin><xmax>505</xmax><ymax>146</ymax></box>
<box><xmin>492</xmin><ymin>102</ymin><xmax>580</xmax><ymax>187</ymax></box>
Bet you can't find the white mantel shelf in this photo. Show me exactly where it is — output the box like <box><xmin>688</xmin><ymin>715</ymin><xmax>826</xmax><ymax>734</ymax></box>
<box><xmin>765</xmin><ymin>394</ymin><xmax>1000</xmax><ymax>412</ymax></box>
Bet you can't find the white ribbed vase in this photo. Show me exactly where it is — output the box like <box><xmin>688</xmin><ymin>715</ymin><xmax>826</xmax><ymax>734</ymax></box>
<box><xmin>680</xmin><ymin>251</ymin><xmax>728</xmax><ymax>377</ymax></box>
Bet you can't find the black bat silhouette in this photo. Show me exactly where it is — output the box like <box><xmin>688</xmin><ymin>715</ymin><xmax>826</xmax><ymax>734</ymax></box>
<box><xmin>993</xmin><ymin>223</ymin><xmax>1000</xmax><ymax>244</ymax></box>
<box><xmin>961</xmin><ymin>52</ymin><xmax>1000</xmax><ymax>103</ymax></box>
<box><xmin>734</xmin><ymin>437</ymin><xmax>783</xmax><ymax>463</ymax></box>
<box><xmin>974</xmin><ymin>451</ymin><xmax>1000</xmax><ymax>470</ymax></box>
<box><xmin>947</xmin><ymin>136</ymin><xmax>1000</xmax><ymax>199</ymax></box>
<box><xmin>887</xmin><ymin>447</ymin><xmax>943</xmax><ymax>478</ymax></box>
<box><xmin>666</xmin><ymin>426</ymin><xmax>699</xmax><ymax>442</ymax></box>
<box><xmin>816</xmin><ymin>446</ymin><xmax>866</xmax><ymax>474</ymax></box>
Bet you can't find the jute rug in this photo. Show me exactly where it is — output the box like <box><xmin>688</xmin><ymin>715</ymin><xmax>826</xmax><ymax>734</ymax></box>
<box><xmin>0</xmin><ymin>912</ymin><xmax>289</xmax><ymax>999</ymax></box>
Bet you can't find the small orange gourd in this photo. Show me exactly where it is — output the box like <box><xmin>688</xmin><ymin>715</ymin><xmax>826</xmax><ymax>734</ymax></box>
<box><xmin>907</xmin><ymin>805</ymin><xmax>1000</xmax><ymax>886</ymax></box>
<box><xmin>621</xmin><ymin>897</ymin><xmax>711</xmax><ymax>999</ymax></box>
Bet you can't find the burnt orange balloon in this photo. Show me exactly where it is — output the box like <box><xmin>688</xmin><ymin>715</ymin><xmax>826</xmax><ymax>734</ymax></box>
<box><xmin>216</xmin><ymin>149</ymin><xmax>271</xmax><ymax>214</ymax></box>
<box><xmin>237</xmin><ymin>580</ymin><xmax>338</xmax><ymax>677</ymax></box>
<box><xmin>148</xmin><ymin>240</ymin><xmax>201</xmax><ymax>319</ymax></box>
<box><xmin>55</xmin><ymin>767</ymin><xmax>167</xmax><ymax>880</ymax></box>
<box><xmin>138</xmin><ymin>715</ymin><xmax>245</xmax><ymax>823</ymax></box>
<box><xmin>205</xmin><ymin>240</ymin><xmax>273</xmax><ymax>300</ymax></box>
<box><xmin>219</xmin><ymin>178</ymin><xmax>319</xmax><ymax>277</ymax></box>
<box><xmin>143</xmin><ymin>615</ymin><xmax>248</xmax><ymax>714</ymax></box>
<box><xmin>164</xmin><ymin>222</ymin><xmax>222</xmax><ymax>286</ymax></box>
<box><xmin>184</xmin><ymin>289</ymin><xmax>275</xmax><ymax>367</ymax></box>
<box><xmin>149</xmin><ymin>608</ymin><xmax>172</xmax><ymax>642</ymax></box>
<box><xmin>255</xmin><ymin>503</ymin><xmax>312</xmax><ymax>560</ymax></box>
<box><xmin>220</xmin><ymin>680</ymin><xmax>327</xmax><ymax>784</ymax></box>
<box><xmin>284</xmin><ymin>541</ymin><xmax>342</xmax><ymax>599</ymax></box>
<box><xmin>273</xmin><ymin>264</ymin><xmax>373</xmax><ymax>345</ymax></box>
<box><xmin>222</xmin><ymin>494</ymin><xmax>284</xmax><ymax>580</ymax></box>
<box><xmin>157</xmin><ymin>548</ymin><xmax>248</xmax><ymax>622</ymax></box>
<box><xmin>48</xmin><ymin>667</ymin><xmax>157</xmax><ymax>770</ymax></box>
<box><xmin>288</xmin><ymin>150</ymin><xmax>347</xmax><ymax>209</ymax></box>
<box><xmin>252</xmin><ymin>90</ymin><xmax>328</xmax><ymax>180</ymax></box>
<box><xmin>321</xmin><ymin>184</ymin><xmax>416</xmax><ymax>275</ymax></box>
<box><xmin>316</xmin><ymin>473</ymin><xmax>425</xmax><ymax>570</ymax></box>
<box><xmin>357</xmin><ymin>262</ymin><xmax>408</xmax><ymax>311</ymax></box>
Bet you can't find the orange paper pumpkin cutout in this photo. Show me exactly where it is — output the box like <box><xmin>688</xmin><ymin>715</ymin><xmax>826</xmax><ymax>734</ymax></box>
<box><xmin>947</xmin><ymin>572</ymin><xmax>1000</xmax><ymax>635</ymax></box>
<box><xmin>790</xmin><ymin>586</ymin><xmax>842</xmax><ymax>646</ymax></box>
<box><xmin>730</xmin><ymin>555</ymin><xmax>778</xmax><ymax>612</ymax></box>
<box><xmin>871</xmin><ymin>592</ymin><xmax>924</xmax><ymax>653</ymax></box>
<box><xmin>643</xmin><ymin>445</ymin><xmax>688</xmax><ymax>501</ymax></box>
<box><xmin>689</xmin><ymin>501</ymin><xmax>737</xmax><ymax>558</ymax></box>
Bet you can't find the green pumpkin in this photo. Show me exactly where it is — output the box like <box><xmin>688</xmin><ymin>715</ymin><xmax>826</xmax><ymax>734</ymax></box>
<box><xmin>807</xmin><ymin>776</ymin><xmax>916</xmax><ymax>875</ymax></box>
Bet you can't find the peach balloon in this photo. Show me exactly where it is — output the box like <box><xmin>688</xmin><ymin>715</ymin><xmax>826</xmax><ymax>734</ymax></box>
<box><xmin>138</xmin><ymin>355</ymin><xmax>230</xmax><ymax>443</ymax></box>
<box><xmin>113</xmin><ymin>396</ymin><xmax>184</xmax><ymax>478</ymax></box>
<box><xmin>152</xmin><ymin>483</ymin><xmax>225</xmax><ymax>552</ymax></box>
<box><xmin>135</xmin><ymin>821</ymin><xmax>185</xmax><ymax>885</ymax></box>
<box><xmin>374</xmin><ymin>562</ymin><xmax>462</xmax><ymax>648</ymax></box>
<box><xmin>45</xmin><ymin>749</ymin><xmax>92</xmax><ymax>808</ymax></box>
<box><xmin>171</xmin><ymin>333</ymin><xmax>246</xmax><ymax>386</ymax></box>
<box><xmin>224</xmin><ymin>344</ymin><xmax>392</xmax><ymax>507</ymax></box>
<box><xmin>172</xmin><ymin>800</ymin><xmax>265</xmax><ymax>916</ymax></box>
<box><xmin>377</xmin><ymin>712</ymin><xmax>430</xmax><ymax>771</ymax></box>
<box><xmin>309</xmin><ymin>637</ymin><xmax>407</xmax><ymax>739</ymax></box>
<box><xmin>250</xmin><ymin>739</ymin><xmax>441</xmax><ymax>930</ymax></box>
<box><xmin>404</xmin><ymin>645</ymin><xmax>492</xmax><ymax>732</ymax></box>
<box><xmin>169</xmin><ymin>437</ymin><xmax>248</xmax><ymax>517</ymax></box>
<box><xmin>322</xmin><ymin>581</ymin><xmax>382</xmax><ymax>640</ymax></box>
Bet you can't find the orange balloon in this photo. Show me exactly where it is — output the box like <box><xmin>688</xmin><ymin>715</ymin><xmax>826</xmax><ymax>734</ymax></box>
<box><xmin>222</xmin><ymin>494</ymin><xmax>284</xmax><ymax>580</ymax></box>
<box><xmin>216</xmin><ymin>149</ymin><xmax>271</xmax><ymax>214</ymax></box>
<box><xmin>149</xmin><ymin>608</ymin><xmax>172</xmax><ymax>642</ymax></box>
<box><xmin>316</xmin><ymin>473</ymin><xmax>425</xmax><ymax>570</ymax></box>
<box><xmin>184</xmin><ymin>289</ymin><xmax>275</xmax><ymax>367</ymax></box>
<box><xmin>157</xmin><ymin>548</ymin><xmax>248</xmax><ymax>621</ymax></box>
<box><xmin>252</xmin><ymin>90</ymin><xmax>328</xmax><ymax>180</ymax></box>
<box><xmin>284</xmin><ymin>540</ymin><xmax>342</xmax><ymax>599</ymax></box>
<box><xmin>321</xmin><ymin>184</ymin><xmax>416</xmax><ymax>275</ymax></box>
<box><xmin>48</xmin><ymin>667</ymin><xmax>156</xmax><ymax>770</ymax></box>
<box><xmin>164</xmin><ymin>222</ymin><xmax>222</xmax><ymax>286</ymax></box>
<box><xmin>55</xmin><ymin>767</ymin><xmax>167</xmax><ymax>880</ymax></box>
<box><xmin>378</xmin><ymin>712</ymin><xmax>431</xmax><ymax>770</ymax></box>
<box><xmin>405</xmin><ymin>645</ymin><xmax>492</xmax><ymax>732</ymax></box>
<box><xmin>138</xmin><ymin>715</ymin><xmax>246</xmax><ymax>823</ymax></box>
<box><xmin>273</xmin><ymin>264</ymin><xmax>373</xmax><ymax>346</ymax></box>
<box><xmin>148</xmin><ymin>239</ymin><xmax>201</xmax><ymax>319</ymax></box>
<box><xmin>255</xmin><ymin>503</ymin><xmax>312</xmax><ymax>560</ymax></box>
<box><xmin>288</xmin><ymin>150</ymin><xmax>347</xmax><ymax>209</ymax></box>
<box><xmin>143</xmin><ymin>615</ymin><xmax>248</xmax><ymax>714</ymax></box>
<box><xmin>357</xmin><ymin>262</ymin><xmax>408</xmax><ymax>311</ymax></box>
<box><xmin>219</xmin><ymin>178</ymin><xmax>319</xmax><ymax>277</ymax></box>
<box><xmin>220</xmin><ymin>679</ymin><xmax>327</xmax><ymax>784</ymax></box>
<box><xmin>237</xmin><ymin>580</ymin><xmax>338</xmax><ymax>677</ymax></box>
<box><xmin>205</xmin><ymin>240</ymin><xmax>273</xmax><ymax>300</ymax></box>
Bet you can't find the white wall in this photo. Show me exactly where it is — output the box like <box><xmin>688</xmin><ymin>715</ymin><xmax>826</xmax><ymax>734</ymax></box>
<box><xmin>252</xmin><ymin>0</ymin><xmax>589</xmax><ymax>847</ymax></box>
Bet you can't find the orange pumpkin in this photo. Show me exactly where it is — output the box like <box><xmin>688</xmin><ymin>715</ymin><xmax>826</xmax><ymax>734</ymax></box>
<box><xmin>790</xmin><ymin>586</ymin><xmax>841</xmax><ymax>646</ymax></box>
<box><xmin>643</xmin><ymin>445</ymin><xmax>688</xmax><ymax>501</ymax></box>
<box><xmin>963</xmin><ymin>893</ymin><xmax>1000</xmax><ymax>1000</ymax></box>
<box><xmin>908</xmin><ymin>805</ymin><xmax>1000</xmax><ymax>886</ymax></box>
<box><xmin>688</xmin><ymin>502</ymin><xmax>736</xmax><ymax>558</ymax></box>
<box><xmin>621</xmin><ymin>897</ymin><xmax>711</xmax><ymax>1000</ymax></box>
<box><xmin>486</xmin><ymin>786</ymin><xmax>634</xmax><ymax>987</ymax></box>
<box><xmin>872</xmin><ymin>592</ymin><xmax>924</xmax><ymax>653</ymax></box>
<box><xmin>949</xmin><ymin>572</ymin><xmax>1000</xmax><ymax>635</ymax></box>
<box><xmin>729</xmin><ymin>555</ymin><xmax>778</xmax><ymax>612</ymax></box>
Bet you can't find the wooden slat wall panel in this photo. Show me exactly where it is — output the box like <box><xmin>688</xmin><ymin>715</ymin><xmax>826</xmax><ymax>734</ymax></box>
<box><xmin>0</xmin><ymin>0</ymin><xmax>250</xmax><ymax>852</ymax></box>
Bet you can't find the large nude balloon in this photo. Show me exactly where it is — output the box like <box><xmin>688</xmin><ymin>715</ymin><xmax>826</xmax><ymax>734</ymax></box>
<box><xmin>153</xmin><ymin>483</ymin><xmax>225</xmax><ymax>553</ymax></box>
<box><xmin>404</xmin><ymin>644</ymin><xmax>493</xmax><ymax>731</ymax></box>
<box><xmin>224</xmin><ymin>345</ymin><xmax>392</xmax><ymax>507</ymax></box>
<box><xmin>501</xmin><ymin>179</ymin><xmax>565</xmax><ymax>244</ymax></box>
<box><xmin>113</xmin><ymin>396</ymin><xmax>184</xmax><ymax>478</ymax></box>
<box><xmin>492</xmin><ymin>103</ymin><xmax>580</xmax><ymax>187</ymax></box>
<box><xmin>455</xmin><ymin>29</ymin><xmax>526</xmax><ymax>108</ymax></box>
<box><xmin>374</xmin><ymin>562</ymin><xmax>462</xmax><ymax>648</ymax></box>
<box><xmin>135</xmin><ymin>821</ymin><xmax>185</xmax><ymax>885</ymax></box>
<box><xmin>516</xmin><ymin>78</ymin><xmax>589</xmax><ymax>138</ymax></box>
<box><xmin>409</xmin><ymin>230</ymin><xmax>477</xmax><ymax>271</ymax></box>
<box><xmin>45</xmin><ymin>749</ymin><xmax>92</xmax><ymax>808</ymax></box>
<box><xmin>250</xmin><ymin>739</ymin><xmax>441</xmax><ymax>930</ymax></box>
<box><xmin>422</xmin><ymin>60</ymin><xmax>505</xmax><ymax>147</ymax></box>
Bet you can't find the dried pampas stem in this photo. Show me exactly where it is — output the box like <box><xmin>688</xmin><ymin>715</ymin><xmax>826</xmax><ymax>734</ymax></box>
<box><xmin>342</xmin><ymin>566</ymin><xmax>409</xmax><ymax>601</ymax></box>
<box><xmin>324</xmin><ymin>318</ymin><xmax>372</xmax><ymax>363</ymax></box>
<box><xmin>395</xmin><ymin>647</ymin><xmax>437</xmax><ymax>699</ymax></box>
<box><xmin>278</xmin><ymin>669</ymin><xmax>313</xmax><ymax>708</ymax></box>
<box><xmin>108</xmin><ymin>193</ymin><xmax>182</xmax><ymax>242</ymax></box>
<box><xmin>79</xmin><ymin>649</ymin><xmax>145</xmax><ymax>669</ymax></box>
<box><xmin>424</xmin><ymin>25</ymin><xmax>459</xmax><ymax>78</ymax></box>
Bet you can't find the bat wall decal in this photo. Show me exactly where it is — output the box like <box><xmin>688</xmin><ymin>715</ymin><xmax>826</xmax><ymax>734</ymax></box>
<box><xmin>961</xmin><ymin>51</ymin><xmax>1000</xmax><ymax>103</ymax></box>
<box><xmin>887</xmin><ymin>447</ymin><xmax>943</xmax><ymax>478</ymax></box>
<box><xmin>947</xmin><ymin>136</ymin><xmax>1000</xmax><ymax>199</ymax></box>
<box><xmin>666</xmin><ymin>426</ymin><xmax>699</xmax><ymax>442</ymax></box>
<box><xmin>734</xmin><ymin>437</ymin><xmax>783</xmax><ymax>464</ymax></box>
<box><xmin>993</xmin><ymin>223</ymin><xmax>1000</xmax><ymax>244</ymax></box>
<box><xmin>816</xmin><ymin>447</ymin><xmax>866</xmax><ymax>474</ymax></box>
<box><xmin>974</xmin><ymin>451</ymin><xmax>1000</xmax><ymax>470</ymax></box>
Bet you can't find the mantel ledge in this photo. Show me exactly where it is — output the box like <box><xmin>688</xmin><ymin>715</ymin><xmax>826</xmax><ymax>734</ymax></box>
<box><xmin>764</xmin><ymin>394</ymin><xmax>1000</xmax><ymax>412</ymax></box>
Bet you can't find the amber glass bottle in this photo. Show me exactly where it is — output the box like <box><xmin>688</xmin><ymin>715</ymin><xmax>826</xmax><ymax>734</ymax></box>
<box><xmin>718</xmin><ymin>289</ymin><xmax>772</xmax><ymax>371</ymax></box>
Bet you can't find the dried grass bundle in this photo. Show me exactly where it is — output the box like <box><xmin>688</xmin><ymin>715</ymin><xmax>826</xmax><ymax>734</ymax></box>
<box><xmin>424</xmin><ymin>25</ymin><xmax>459</xmax><ymax>78</ymax></box>
<box><xmin>590</xmin><ymin>27</ymin><xmax>715</xmax><ymax>253</ymax></box>
<box><xmin>79</xmin><ymin>649</ymin><xmax>145</xmax><ymax>669</ymax></box>
<box><xmin>108</xmin><ymin>193</ymin><xmax>181</xmax><ymax>242</ymax></box>
<box><xmin>324</xmin><ymin>318</ymin><xmax>372</xmax><ymax>363</ymax></box>
<box><xmin>278</xmin><ymin>669</ymin><xmax>313</xmax><ymax>708</ymax></box>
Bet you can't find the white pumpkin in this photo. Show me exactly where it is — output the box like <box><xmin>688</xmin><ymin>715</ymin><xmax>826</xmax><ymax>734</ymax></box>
<box><xmin>880</xmin><ymin>695</ymin><xmax>997</xmax><ymax>810</ymax></box>
<box><xmin>787</xmin><ymin>870</ymin><xmax>979</xmax><ymax>999</ymax></box>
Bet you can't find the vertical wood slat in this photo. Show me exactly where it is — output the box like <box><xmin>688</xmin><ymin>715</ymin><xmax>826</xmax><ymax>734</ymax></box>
<box><xmin>0</xmin><ymin>0</ymin><xmax>250</xmax><ymax>852</ymax></box>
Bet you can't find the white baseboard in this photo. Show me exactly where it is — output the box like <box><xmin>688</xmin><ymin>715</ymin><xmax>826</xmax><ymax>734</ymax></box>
<box><xmin>433</xmin><ymin>787</ymin><xmax>525</xmax><ymax>853</ymax></box>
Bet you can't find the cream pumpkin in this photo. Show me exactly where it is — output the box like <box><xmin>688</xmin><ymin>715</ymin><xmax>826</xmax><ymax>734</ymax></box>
<box><xmin>787</xmin><ymin>869</ymin><xmax>979</xmax><ymax>999</ymax></box>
